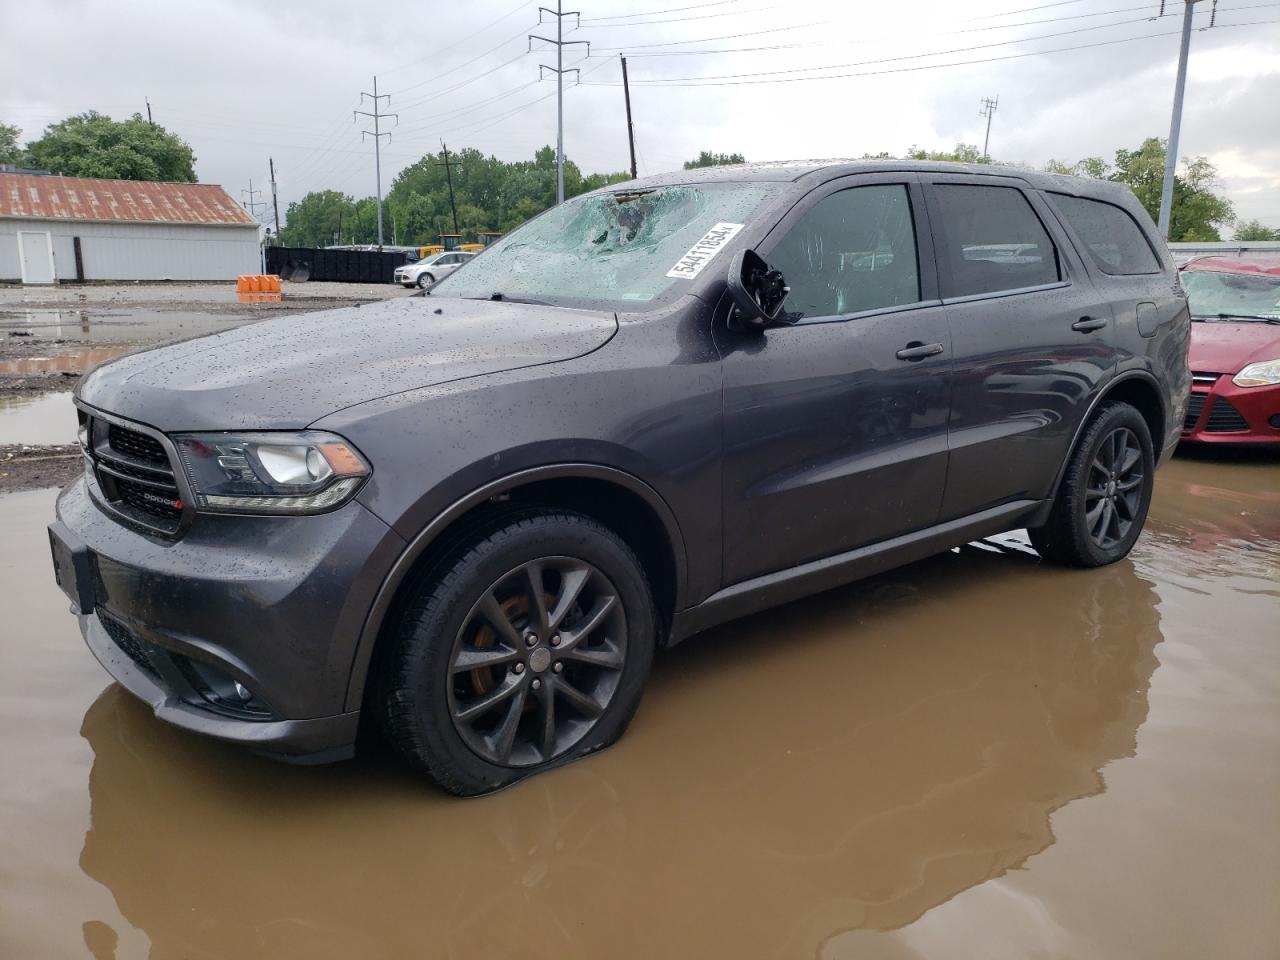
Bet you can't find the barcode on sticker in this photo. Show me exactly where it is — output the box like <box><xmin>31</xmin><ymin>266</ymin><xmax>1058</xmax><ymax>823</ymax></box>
<box><xmin>665</xmin><ymin>223</ymin><xmax>745</xmax><ymax>280</ymax></box>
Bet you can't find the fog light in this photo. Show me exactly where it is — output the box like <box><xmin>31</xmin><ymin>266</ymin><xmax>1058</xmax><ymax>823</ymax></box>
<box><xmin>1269</xmin><ymin>414</ymin><xmax>1280</xmax><ymax>429</ymax></box>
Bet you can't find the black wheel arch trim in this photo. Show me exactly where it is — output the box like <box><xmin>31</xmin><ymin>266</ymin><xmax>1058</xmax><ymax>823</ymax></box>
<box><xmin>343</xmin><ymin>463</ymin><xmax>688</xmax><ymax>712</ymax></box>
<box><xmin>1046</xmin><ymin>370</ymin><xmax>1167</xmax><ymax>504</ymax></box>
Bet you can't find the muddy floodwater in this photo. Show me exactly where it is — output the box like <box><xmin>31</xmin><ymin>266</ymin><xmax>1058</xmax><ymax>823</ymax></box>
<box><xmin>1</xmin><ymin>453</ymin><xmax>1277</xmax><ymax>959</ymax></box>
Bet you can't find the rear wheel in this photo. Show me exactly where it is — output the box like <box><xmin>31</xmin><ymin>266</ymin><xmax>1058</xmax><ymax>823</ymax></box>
<box><xmin>375</xmin><ymin>510</ymin><xmax>656</xmax><ymax>795</ymax></box>
<box><xmin>1029</xmin><ymin>402</ymin><xmax>1154</xmax><ymax>567</ymax></box>
<box><xmin>416</xmin><ymin>272</ymin><xmax>434</xmax><ymax>289</ymax></box>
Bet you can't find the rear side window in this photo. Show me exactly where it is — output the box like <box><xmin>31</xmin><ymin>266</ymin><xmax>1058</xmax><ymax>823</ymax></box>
<box><xmin>932</xmin><ymin>184</ymin><xmax>1060</xmax><ymax>298</ymax></box>
<box><xmin>1050</xmin><ymin>193</ymin><xmax>1162</xmax><ymax>275</ymax></box>
<box><xmin>767</xmin><ymin>184</ymin><xmax>921</xmax><ymax>321</ymax></box>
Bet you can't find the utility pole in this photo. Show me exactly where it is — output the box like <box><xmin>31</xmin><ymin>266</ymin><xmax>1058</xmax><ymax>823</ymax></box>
<box><xmin>354</xmin><ymin>76</ymin><xmax>398</xmax><ymax>249</ymax></box>
<box><xmin>241</xmin><ymin>180</ymin><xmax>263</xmax><ymax>217</ymax></box>
<box><xmin>437</xmin><ymin>141</ymin><xmax>460</xmax><ymax>234</ymax></box>
<box><xmin>1158</xmin><ymin>0</ymin><xmax>1209</xmax><ymax>239</ymax></box>
<box><xmin>531</xmin><ymin>3</ymin><xmax>588</xmax><ymax>204</ymax></box>
<box><xmin>268</xmin><ymin>157</ymin><xmax>281</xmax><ymax>243</ymax></box>
<box><xmin>979</xmin><ymin>96</ymin><xmax>998</xmax><ymax>161</ymax></box>
<box><xmin>621</xmin><ymin>56</ymin><xmax>637</xmax><ymax>179</ymax></box>
<box><xmin>145</xmin><ymin>97</ymin><xmax>153</xmax><ymax>127</ymax></box>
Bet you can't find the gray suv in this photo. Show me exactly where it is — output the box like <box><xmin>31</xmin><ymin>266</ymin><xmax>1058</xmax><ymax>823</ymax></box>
<box><xmin>49</xmin><ymin>161</ymin><xmax>1190</xmax><ymax>795</ymax></box>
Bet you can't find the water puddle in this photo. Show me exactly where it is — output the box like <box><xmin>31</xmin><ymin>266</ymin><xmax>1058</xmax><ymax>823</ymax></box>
<box><xmin>0</xmin><ymin>452</ymin><xmax>1277</xmax><ymax>958</ymax></box>
<box><xmin>0</xmin><ymin>308</ymin><xmax>260</xmax><ymax>343</ymax></box>
<box><xmin>0</xmin><ymin>392</ymin><xmax>77</xmax><ymax>445</ymax></box>
<box><xmin>0</xmin><ymin>345</ymin><xmax>133</xmax><ymax>375</ymax></box>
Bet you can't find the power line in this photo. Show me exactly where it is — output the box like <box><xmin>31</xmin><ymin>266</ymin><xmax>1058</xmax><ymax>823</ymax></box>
<box><xmin>580</xmin><ymin>0</ymin><xmax>740</xmax><ymax>21</ymax></box>
<box><xmin>241</xmin><ymin>180</ymin><xmax>264</xmax><ymax>216</ymax></box>
<box><xmin>354</xmin><ymin>76</ymin><xmax>398</xmax><ymax>248</ymax></box>
<box><xmin>594</xmin><ymin>3</ymin><xmax>1187</xmax><ymax>57</ymax></box>
<box><xmin>979</xmin><ymin>96</ymin><xmax>999</xmax><ymax>160</ymax></box>
<box><xmin>383</xmin><ymin>0</ymin><xmax>535</xmax><ymax>82</ymax></box>
<box><xmin>583</xmin><ymin>15</ymin><xmax>1277</xmax><ymax>87</ymax></box>
<box><xmin>577</xmin><ymin>4</ymin><xmax>769</xmax><ymax>27</ymax></box>
<box><xmin>586</xmin><ymin>8</ymin><xmax>1232</xmax><ymax>83</ymax></box>
<box><xmin>531</xmin><ymin>2</ymin><xmax>589</xmax><ymax>204</ymax></box>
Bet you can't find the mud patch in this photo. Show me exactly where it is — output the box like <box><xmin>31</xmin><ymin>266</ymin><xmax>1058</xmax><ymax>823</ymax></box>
<box><xmin>0</xmin><ymin>444</ymin><xmax>80</xmax><ymax>493</ymax></box>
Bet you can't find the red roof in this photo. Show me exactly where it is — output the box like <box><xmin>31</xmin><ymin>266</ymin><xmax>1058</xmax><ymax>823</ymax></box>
<box><xmin>0</xmin><ymin>173</ymin><xmax>257</xmax><ymax>227</ymax></box>
<box><xmin>1182</xmin><ymin>255</ymin><xmax>1280</xmax><ymax>277</ymax></box>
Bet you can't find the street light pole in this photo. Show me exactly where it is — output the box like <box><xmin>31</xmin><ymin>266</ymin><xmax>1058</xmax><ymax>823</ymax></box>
<box><xmin>1158</xmin><ymin>0</ymin><xmax>1202</xmax><ymax>239</ymax></box>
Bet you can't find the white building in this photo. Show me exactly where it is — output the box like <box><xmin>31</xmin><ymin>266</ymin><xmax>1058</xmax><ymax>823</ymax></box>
<box><xmin>0</xmin><ymin>172</ymin><xmax>260</xmax><ymax>283</ymax></box>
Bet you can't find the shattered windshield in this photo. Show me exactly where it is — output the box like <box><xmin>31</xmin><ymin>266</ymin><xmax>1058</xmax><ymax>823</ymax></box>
<box><xmin>431</xmin><ymin>183</ymin><xmax>772</xmax><ymax>309</ymax></box>
<box><xmin>1182</xmin><ymin>268</ymin><xmax>1280</xmax><ymax>319</ymax></box>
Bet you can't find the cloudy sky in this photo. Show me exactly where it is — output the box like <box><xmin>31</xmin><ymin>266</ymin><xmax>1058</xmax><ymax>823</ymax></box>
<box><xmin>2</xmin><ymin>0</ymin><xmax>1277</xmax><ymax>229</ymax></box>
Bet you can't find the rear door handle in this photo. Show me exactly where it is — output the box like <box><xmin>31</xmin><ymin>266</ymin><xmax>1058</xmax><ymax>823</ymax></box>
<box><xmin>1071</xmin><ymin>316</ymin><xmax>1108</xmax><ymax>333</ymax></box>
<box><xmin>895</xmin><ymin>341</ymin><xmax>945</xmax><ymax>361</ymax></box>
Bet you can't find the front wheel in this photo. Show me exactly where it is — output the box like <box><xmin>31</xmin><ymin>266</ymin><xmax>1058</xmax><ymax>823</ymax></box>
<box><xmin>416</xmin><ymin>272</ymin><xmax>434</xmax><ymax>289</ymax></box>
<box><xmin>1029</xmin><ymin>401</ymin><xmax>1155</xmax><ymax>568</ymax></box>
<box><xmin>374</xmin><ymin>510</ymin><xmax>657</xmax><ymax>795</ymax></box>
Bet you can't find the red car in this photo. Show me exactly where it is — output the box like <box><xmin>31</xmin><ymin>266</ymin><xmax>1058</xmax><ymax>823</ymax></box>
<box><xmin>1179</xmin><ymin>256</ymin><xmax>1280</xmax><ymax>445</ymax></box>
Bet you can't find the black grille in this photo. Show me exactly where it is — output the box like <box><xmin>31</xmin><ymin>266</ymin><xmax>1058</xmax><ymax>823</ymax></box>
<box><xmin>88</xmin><ymin>417</ymin><xmax>184</xmax><ymax>535</ymax></box>
<box><xmin>97</xmin><ymin>608</ymin><xmax>162</xmax><ymax>680</ymax></box>
<box><xmin>1183</xmin><ymin>393</ymin><xmax>1207</xmax><ymax>432</ymax></box>
<box><xmin>107</xmin><ymin>423</ymin><xmax>167</xmax><ymax>465</ymax></box>
<box><xmin>1205</xmin><ymin>397</ymin><xmax>1250</xmax><ymax>433</ymax></box>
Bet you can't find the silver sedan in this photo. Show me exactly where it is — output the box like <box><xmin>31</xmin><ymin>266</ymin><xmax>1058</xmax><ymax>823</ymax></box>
<box><xmin>393</xmin><ymin>251</ymin><xmax>476</xmax><ymax>289</ymax></box>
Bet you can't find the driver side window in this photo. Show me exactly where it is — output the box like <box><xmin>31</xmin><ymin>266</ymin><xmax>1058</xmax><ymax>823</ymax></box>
<box><xmin>768</xmin><ymin>184</ymin><xmax>921</xmax><ymax>322</ymax></box>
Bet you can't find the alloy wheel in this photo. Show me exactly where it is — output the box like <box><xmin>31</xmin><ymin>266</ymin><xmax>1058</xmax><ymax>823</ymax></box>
<box><xmin>1085</xmin><ymin>426</ymin><xmax>1145</xmax><ymax>549</ymax></box>
<box><xmin>446</xmin><ymin>557</ymin><xmax>627</xmax><ymax>768</ymax></box>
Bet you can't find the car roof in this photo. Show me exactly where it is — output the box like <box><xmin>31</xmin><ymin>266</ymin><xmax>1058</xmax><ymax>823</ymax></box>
<box><xmin>1182</xmin><ymin>255</ymin><xmax>1280</xmax><ymax>277</ymax></box>
<box><xmin>600</xmin><ymin>159</ymin><xmax>1134</xmax><ymax>201</ymax></box>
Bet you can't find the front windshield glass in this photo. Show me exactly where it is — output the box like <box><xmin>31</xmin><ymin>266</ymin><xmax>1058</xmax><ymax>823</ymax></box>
<box><xmin>431</xmin><ymin>183</ymin><xmax>772</xmax><ymax>309</ymax></box>
<box><xmin>1182</xmin><ymin>268</ymin><xmax>1280</xmax><ymax>319</ymax></box>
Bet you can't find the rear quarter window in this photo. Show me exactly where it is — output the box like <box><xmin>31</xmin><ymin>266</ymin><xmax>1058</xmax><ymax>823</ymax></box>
<box><xmin>1049</xmin><ymin>193</ymin><xmax>1162</xmax><ymax>276</ymax></box>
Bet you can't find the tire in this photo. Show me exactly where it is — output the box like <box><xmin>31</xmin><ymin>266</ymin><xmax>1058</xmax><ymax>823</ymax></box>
<box><xmin>374</xmin><ymin>510</ymin><xmax>657</xmax><ymax>796</ymax></box>
<box><xmin>1029</xmin><ymin>401</ymin><xmax>1155</xmax><ymax>568</ymax></box>
<box><xmin>416</xmin><ymin>272</ymin><xmax>434</xmax><ymax>289</ymax></box>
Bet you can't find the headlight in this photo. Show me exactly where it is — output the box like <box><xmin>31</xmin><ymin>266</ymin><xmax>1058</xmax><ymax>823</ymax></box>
<box><xmin>1233</xmin><ymin>359</ymin><xmax>1280</xmax><ymax>387</ymax></box>
<box><xmin>173</xmin><ymin>431</ymin><xmax>370</xmax><ymax>515</ymax></box>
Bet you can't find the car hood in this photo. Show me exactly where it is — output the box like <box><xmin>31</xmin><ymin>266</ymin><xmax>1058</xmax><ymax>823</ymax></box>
<box><xmin>1189</xmin><ymin>320</ymin><xmax>1280</xmax><ymax>375</ymax></box>
<box><xmin>78</xmin><ymin>296</ymin><xmax>617</xmax><ymax>431</ymax></box>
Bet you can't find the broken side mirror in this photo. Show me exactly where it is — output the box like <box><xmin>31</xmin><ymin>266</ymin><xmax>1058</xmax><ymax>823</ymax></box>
<box><xmin>726</xmin><ymin>249</ymin><xmax>790</xmax><ymax>331</ymax></box>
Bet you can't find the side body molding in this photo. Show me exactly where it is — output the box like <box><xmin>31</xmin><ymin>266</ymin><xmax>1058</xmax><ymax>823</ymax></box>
<box><xmin>343</xmin><ymin>463</ymin><xmax>689</xmax><ymax>711</ymax></box>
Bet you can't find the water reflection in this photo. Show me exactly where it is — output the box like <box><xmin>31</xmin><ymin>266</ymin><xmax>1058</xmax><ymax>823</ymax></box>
<box><xmin>77</xmin><ymin>543</ymin><xmax>1163</xmax><ymax>958</ymax></box>
<box><xmin>0</xmin><ymin>392</ymin><xmax>76</xmax><ymax>445</ymax></box>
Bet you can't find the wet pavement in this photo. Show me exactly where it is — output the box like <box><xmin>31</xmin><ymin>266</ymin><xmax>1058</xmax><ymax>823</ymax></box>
<box><xmin>1</xmin><ymin>451</ymin><xmax>1276</xmax><ymax>959</ymax></box>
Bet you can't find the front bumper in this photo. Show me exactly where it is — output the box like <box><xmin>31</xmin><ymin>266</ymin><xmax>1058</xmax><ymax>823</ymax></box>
<box><xmin>54</xmin><ymin>476</ymin><xmax>405</xmax><ymax>759</ymax></box>
<box><xmin>1181</xmin><ymin>374</ymin><xmax>1280</xmax><ymax>445</ymax></box>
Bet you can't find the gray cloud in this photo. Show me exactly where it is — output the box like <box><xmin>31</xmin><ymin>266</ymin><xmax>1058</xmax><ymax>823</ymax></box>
<box><xmin>3</xmin><ymin>0</ymin><xmax>1276</xmax><ymax>225</ymax></box>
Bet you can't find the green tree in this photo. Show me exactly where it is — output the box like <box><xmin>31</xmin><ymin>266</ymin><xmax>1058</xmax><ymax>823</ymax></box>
<box><xmin>683</xmin><ymin>151</ymin><xmax>746</xmax><ymax>169</ymax></box>
<box><xmin>905</xmin><ymin>143</ymin><xmax>989</xmax><ymax>164</ymax></box>
<box><xmin>1110</xmin><ymin>139</ymin><xmax>1233</xmax><ymax>241</ymax></box>
<box><xmin>1234</xmin><ymin>219</ymin><xmax>1280</xmax><ymax>241</ymax></box>
<box><xmin>0</xmin><ymin>123</ymin><xmax>22</xmax><ymax>165</ymax></box>
<box><xmin>278</xmin><ymin>190</ymin><xmax>354</xmax><ymax>248</ymax></box>
<box><xmin>1049</xmin><ymin>138</ymin><xmax>1234</xmax><ymax>241</ymax></box>
<box><xmin>24</xmin><ymin>111</ymin><xmax>196</xmax><ymax>182</ymax></box>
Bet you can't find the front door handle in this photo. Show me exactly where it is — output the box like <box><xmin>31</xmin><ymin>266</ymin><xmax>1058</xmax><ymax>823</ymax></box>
<box><xmin>1071</xmin><ymin>316</ymin><xmax>1109</xmax><ymax>333</ymax></box>
<box><xmin>895</xmin><ymin>341</ymin><xmax>945</xmax><ymax>361</ymax></box>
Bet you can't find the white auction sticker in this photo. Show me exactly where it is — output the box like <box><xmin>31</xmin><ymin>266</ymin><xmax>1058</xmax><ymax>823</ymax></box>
<box><xmin>665</xmin><ymin>222</ymin><xmax>745</xmax><ymax>280</ymax></box>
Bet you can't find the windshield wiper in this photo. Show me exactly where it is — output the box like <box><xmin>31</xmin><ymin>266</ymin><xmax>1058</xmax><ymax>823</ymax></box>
<box><xmin>474</xmin><ymin>293</ymin><xmax>550</xmax><ymax>306</ymax></box>
<box><xmin>1214</xmin><ymin>312</ymin><xmax>1280</xmax><ymax>323</ymax></box>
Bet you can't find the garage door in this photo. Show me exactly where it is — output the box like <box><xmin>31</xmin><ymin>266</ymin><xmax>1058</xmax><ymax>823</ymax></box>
<box><xmin>19</xmin><ymin>231</ymin><xmax>55</xmax><ymax>284</ymax></box>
